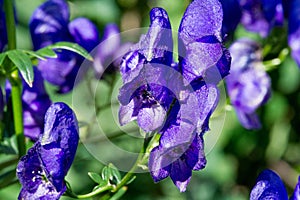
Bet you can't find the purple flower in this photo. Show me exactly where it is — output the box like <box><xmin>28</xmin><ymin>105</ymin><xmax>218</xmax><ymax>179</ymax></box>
<box><xmin>119</xmin><ymin>0</ymin><xmax>230</xmax><ymax>192</ymax></box>
<box><xmin>250</xmin><ymin>169</ymin><xmax>300</xmax><ymax>200</ymax></box>
<box><xmin>17</xmin><ymin>102</ymin><xmax>79</xmax><ymax>200</ymax></box>
<box><xmin>287</xmin><ymin>0</ymin><xmax>300</xmax><ymax>68</ymax></box>
<box><xmin>22</xmin><ymin>68</ymin><xmax>52</xmax><ymax>140</ymax></box>
<box><xmin>30</xmin><ymin>0</ymin><xmax>100</xmax><ymax>93</ymax></box>
<box><xmin>0</xmin><ymin>0</ymin><xmax>7</xmax><ymax>52</ymax></box>
<box><xmin>94</xmin><ymin>24</ymin><xmax>132</xmax><ymax>79</ymax></box>
<box><xmin>226</xmin><ymin>38</ymin><xmax>271</xmax><ymax>129</ymax></box>
<box><xmin>239</xmin><ymin>0</ymin><xmax>284</xmax><ymax>37</ymax></box>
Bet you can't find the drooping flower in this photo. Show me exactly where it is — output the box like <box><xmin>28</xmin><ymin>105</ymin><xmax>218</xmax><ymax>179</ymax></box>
<box><xmin>30</xmin><ymin>0</ymin><xmax>100</xmax><ymax>93</ymax></box>
<box><xmin>226</xmin><ymin>38</ymin><xmax>271</xmax><ymax>129</ymax></box>
<box><xmin>239</xmin><ymin>0</ymin><xmax>284</xmax><ymax>37</ymax></box>
<box><xmin>94</xmin><ymin>23</ymin><xmax>132</xmax><ymax>79</ymax></box>
<box><xmin>286</xmin><ymin>0</ymin><xmax>300</xmax><ymax>68</ymax></box>
<box><xmin>250</xmin><ymin>169</ymin><xmax>300</xmax><ymax>200</ymax></box>
<box><xmin>17</xmin><ymin>102</ymin><xmax>79</xmax><ymax>200</ymax></box>
<box><xmin>119</xmin><ymin>0</ymin><xmax>230</xmax><ymax>192</ymax></box>
<box><xmin>0</xmin><ymin>0</ymin><xmax>7</xmax><ymax>52</ymax></box>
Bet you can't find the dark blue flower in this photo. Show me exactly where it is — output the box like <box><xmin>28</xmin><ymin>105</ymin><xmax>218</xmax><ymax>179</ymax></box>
<box><xmin>239</xmin><ymin>0</ymin><xmax>284</xmax><ymax>37</ymax></box>
<box><xmin>30</xmin><ymin>0</ymin><xmax>100</xmax><ymax>93</ymax></box>
<box><xmin>119</xmin><ymin>0</ymin><xmax>230</xmax><ymax>192</ymax></box>
<box><xmin>17</xmin><ymin>102</ymin><xmax>79</xmax><ymax>200</ymax></box>
<box><xmin>226</xmin><ymin>38</ymin><xmax>271</xmax><ymax>129</ymax></box>
<box><xmin>287</xmin><ymin>0</ymin><xmax>300</xmax><ymax>68</ymax></box>
<box><xmin>250</xmin><ymin>169</ymin><xmax>300</xmax><ymax>200</ymax></box>
<box><xmin>0</xmin><ymin>0</ymin><xmax>7</xmax><ymax>52</ymax></box>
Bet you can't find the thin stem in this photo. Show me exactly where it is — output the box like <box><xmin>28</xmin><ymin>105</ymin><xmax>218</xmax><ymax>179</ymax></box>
<box><xmin>4</xmin><ymin>0</ymin><xmax>25</xmax><ymax>157</ymax></box>
<box><xmin>65</xmin><ymin>185</ymin><xmax>114</xmax><ymax>199</ymax></box>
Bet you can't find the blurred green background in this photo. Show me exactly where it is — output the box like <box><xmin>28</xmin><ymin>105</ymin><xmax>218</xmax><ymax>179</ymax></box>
<box><xmin>1</xmin><ymin>0</ymin><xmax>300</xmax><ymax>199</ymax></box>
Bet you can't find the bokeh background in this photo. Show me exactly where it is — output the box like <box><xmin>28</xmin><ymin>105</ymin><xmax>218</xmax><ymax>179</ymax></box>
<box><xmin>1</xmin><ymin>0</ymin><xmax>300</xmax><ymax>199</ymax></box>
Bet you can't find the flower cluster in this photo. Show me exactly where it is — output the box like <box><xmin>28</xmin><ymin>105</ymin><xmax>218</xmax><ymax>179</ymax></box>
<box><xmin>17</xmin><ymin>102</ymin><xmax>79</xmax><ymax>200</ymax></box>
<box><xmin>30</xmin><ymin>0</ymin><xmax>100</xmax><ymax>93</ymax></box>
<box><xmin>250</xmin><ymin>169</ymin><xmax>300</xmax><ymax>200</ymax></box>
<box><xmin>118</xmin><ymin>0</ymin><xmax>230</xmax><ymax>192</ymax></box>
<box><xmin>226</xmin><ymin>38</ymin><xmax>271</xmax><ymax>129</ymax></box>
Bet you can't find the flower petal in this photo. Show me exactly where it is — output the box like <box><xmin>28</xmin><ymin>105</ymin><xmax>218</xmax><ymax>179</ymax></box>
<box><xmin>250</xmin><ymin>169</ymin><xmax>288</xmax><ymax>200</ymax></box>
<box><xmin>68</xmin><ymin>17</ymin><xmax>100</xmax><ymax>52</ymax></box>
<box><xmin>185</xmin><ymin>134</ymin><xmax>206</xmax><ymax>170</ymax></box>
<box><xmin>170</xmin><ymin>159</ymin><xmax>192</xmax><ymax>192</ymax></box>
<box><xmin>40</xmin><ymin>102</ymin><xmax>79</xmax><ymax>176</ymax></box>
<box><xmin>149</xmin><ymin>146</ymin><xmax>171</xmax><ymax>182</ymax></box>
<box><xmin>29</xmin><ymin>0</ymin><xmax>70</xmax><ymax>50</ymax></box>
<box><xmin>137</xmin><ymin>105</ymin><xmax>166</xmax><ymax>132</ymax></box>
<box><xmin>290</xmin><ymin>176</ymin><xmax>300</xmax><ymax>200</ymax></box>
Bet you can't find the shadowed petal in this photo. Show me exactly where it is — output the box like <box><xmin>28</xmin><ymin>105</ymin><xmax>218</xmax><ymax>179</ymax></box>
<box><xmin>149</xmin><ymin>146</ymin><xmax>171</xmax><ymax>182</ymax></box>
<box><xmin>170</xmin><ymin>159</ymin><xmax>192</xmax><ymax>192</ymax></box>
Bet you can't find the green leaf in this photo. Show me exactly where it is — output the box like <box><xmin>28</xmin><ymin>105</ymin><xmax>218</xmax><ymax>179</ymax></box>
<box><xmin>101</xmin><ymin>166</ymin><xmax>112</xmax><ymax>182</ymax></box>
<box><xmin>36</xmin><ymin>48</ymin><xmax>57</xmax><ymax>59</ymax></box>
<box><xmin>0</xmin><ymin>53</ymin><xmax>6</xmax><ymax>67</ymax></box>
<box><xmin>108</xmin><ymin>163</ymin><xmax>121</xmax><ymax>184</ymax></box>
<box><xmin>48</xmin><ymin>42</ymin><xmax>93</xmax><ymax>61</ymax></box>
<box><xmin>126</xmin><ymin>176</ymin><xmax>136</xmax><ymax>185</ymax></box>
<box><xmin>7</xmin><ymin>50</ymin><xmax>34</xmax><ymax>87</ymax></box>
<box><xmin>23</xmin><ymin>50</ymin><xmax>47</xmax><ymax>60</ymax></box>
<box><xmin>88</xmin><ymin>172</ymin><xmax>102</xmax><ymax>184</ymax></box>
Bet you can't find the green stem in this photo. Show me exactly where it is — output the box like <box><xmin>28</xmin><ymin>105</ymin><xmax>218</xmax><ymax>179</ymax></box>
<box><xmin>4</xmin><ymin>0</ymin><xmax>25</xmax><ymax>157</ymax></box>
<box><xmin>66</xmin><ymin>185</ymin><xmax>114</xmax><ymax>199</ymax></box>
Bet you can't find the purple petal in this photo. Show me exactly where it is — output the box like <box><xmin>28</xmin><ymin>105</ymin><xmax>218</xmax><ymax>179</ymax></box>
<box><xmin>288</xmin><ymin>0</ymin><xmax>300</xmax><ymax>67</ymax></box>
<box><xmin>119</xmin><ymin>100</ymin><xmax>136</xmax><ymax>126</ymax></box>
<box><xmin>170</xmin><ymin>159</ymin><xmax>192</xmax><ymax>192</ymax></box>
<box><xmin>185</xmin><ymin>134</ymin><xmax>206</xmax><ymax>170</ymax></box>
<box><xmin>219</xmin><ymin>0</ymin><xmax>242</xmax><ymax>36</ymax></box>
<box><xmin>149</xmin><ymin>146</ymin><xmax>171</xmax><ymax>182</ymax></box>
<box><xmin>16</xmin><ymin>143</ymin><xmax>65</xmax><ymax>200</ymax></box>
<box><xmin>290</xmin><ymin>176</ymin><xmax>300</xmax><ymax>200</ymax></box>
<box><xmin>22</xmin><ymin>68</ymin><xmax>52</xmax><ymax>140</ymax></box>
<box><xmin>0</xmin><ymin>3</ymin><xmax>7</xmax><ymax>52</ymax></box>
<box><xmin>132</xmin><ymin>7</ymin><xmax>172</xmax><ymax>65</ymax></box>
<box><xmin>178</xmin><ymin>0</ymin><xmax>223</xmax><ymax>42</ymax></box>
<box><xmin>68</xmin><ymin>17</ymin><xmax>100</xmax><ymax>52</ymax></box>
<box><xmin>29</xmin><ymin>0</ymin><xmax>70</xmax><ymax>50</ymax></box>
<box><xmin>236</xmin><ymin>109</ymin><xmax>261</xmax><ymax>130</ymax></box>
<box><xmin>250</xmin><ymin>169</ymin><xmax>288</xmax><ymax>200</ymax></box>
<box><xmin>40</xmin><ymin>102</ymin><xmax>79</xmax><ymax>176</ymax></box>
<box><xmin>137</xmin><ymin>105</ymin><xmax>166</xmax><ymax>132</ymax></box>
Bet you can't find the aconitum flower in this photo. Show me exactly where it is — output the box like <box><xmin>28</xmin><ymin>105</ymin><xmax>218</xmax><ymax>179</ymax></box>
<box><xmin>287</xmin><ymin>0</ymin><xmax>300</xmax><ymax>68</ymax></box>
<box><xmin>239</xmin><ymin>0</ymin><xmax>284</xmax><ymax>37</ymax></box>
<box><xmin>22</xmin><ymin>68</ymin><xmax>52</xmax><ymax>140</ymax></box>
<box><xmin>94</xmin><ymin>24</ymin><xmax>132</xmax><ymax>79</ymax></box>
<box><xmin>250</xmin><ymin>169</ymin><xmax>300</xmax><ymax>200</ymax></box>
<box><xmin>17</xmin><ymin>102</ymin><xmax>79</xmax><ymax>200</ymax></box>
<box><xmin>30</xmin><ymin>0</ymin><xmax>100</xmax><ymax>93</ymax></box>
<box><xmin>0</xmin><ymin>0</ymin><xmax>7</xmax><ymax>52</ymax></box>
<box><xmin>226</xmin><ymin>38</ymin><xmax>271</xmax><ymax>129</ymax></box>
<box><xmin>119</xmin><ymin>0</ymin><xmax>230</xmax><ymax>192</ymax></box>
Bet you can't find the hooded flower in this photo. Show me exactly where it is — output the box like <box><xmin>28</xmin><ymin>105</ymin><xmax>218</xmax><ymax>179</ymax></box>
<box><xmin>17</xmin><ymin>102</ymin><xmax>79</xmax><ymax>200</ymax></box>
<box><xmin>250</xmin><ymin>169</ymin><xmax>300</xmax><ymax>200</ymax></box>
<box><xmin>0</xmin><ymin>0</ymin><xmax>7</xmax><ymax>52</ymax></box>
<box><xmin>30</xmin><ymin>0</ymin><xmax>100</xmax><ymax>93</ymax></box>
<box><xmin>119</xmin><ymin>0</ymin><xmax>230</xmax><ymax>192</ymax></box>
<box><xmin>286</xmin><ymin>0</ymin><xmax>300</xmax><ymax>68</ymax></box>
<box><xmin>226</xmin><ymin>38</ymin><xmax>271</xmax><ymax>129</ymax></box>
<box><xmin>239</xmin><ymin>0</ymin><xmax>284</xmax><ymax>37</ymax></box>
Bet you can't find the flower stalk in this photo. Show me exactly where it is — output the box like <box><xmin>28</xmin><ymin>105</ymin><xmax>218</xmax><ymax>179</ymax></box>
<box><xmin>4</xmin><ymin>0</ymin><xmax>25</xmax><ymax>157</ymax></box>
